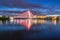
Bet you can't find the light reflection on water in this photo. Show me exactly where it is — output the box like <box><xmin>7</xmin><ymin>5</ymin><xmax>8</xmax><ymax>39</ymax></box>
<box><xmin>12</xmin><ymin>19</ymin><xmax>60</xmax><ymax>30</ymax></box>
<box><xmin>0</xmin><ymin>19</ymin><xmax>60</xmax><ymax>40</ymax></box>
<box><xmin>0</xmin><ymin>19</ymin><xmax>60</xmax><ymax>30</ymax></box>
<box><xmin>0</xmin><ymin>19</ymin><xmax>60</xmax><ymax>25</ymax></box>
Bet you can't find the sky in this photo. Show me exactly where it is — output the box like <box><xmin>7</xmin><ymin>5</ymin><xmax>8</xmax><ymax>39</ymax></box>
<box><xmin>0</xmin><ymin>0</ymin><xmax>60</xmax><ymax>8</ymax></box>
<box><xmin>0</xmin><ymin>0</ymin><xmax>60</xmax><ymax>14</ymax></box>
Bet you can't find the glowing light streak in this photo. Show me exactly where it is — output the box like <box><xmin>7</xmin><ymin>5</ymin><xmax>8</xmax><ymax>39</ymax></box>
<box><xmin>28</xmin><ymin>10</ymin><xmax>31</xmax><ymax>18</ymax></box>
<box><xmin>28</xmin><ymin>19</ymin><xmax>31</xmax><ymax>30</ymax></box>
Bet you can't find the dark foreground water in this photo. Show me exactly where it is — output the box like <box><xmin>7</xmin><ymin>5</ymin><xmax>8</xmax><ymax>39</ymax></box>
<box><xmin>0</xmin><ymin>19</ymin><xmax>60</xmax><ymax>40</ymax></box>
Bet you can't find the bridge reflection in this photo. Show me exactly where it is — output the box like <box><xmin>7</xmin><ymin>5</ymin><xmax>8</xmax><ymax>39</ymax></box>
<box><xmin>10</xmin><ymin>19</ymin><xmax>60</xmax><ymax>30</ymax></box>
<box><xmin>0</xmin><ymin>19</ymin><xmax>60</xmax><ymax>30</ymax></box>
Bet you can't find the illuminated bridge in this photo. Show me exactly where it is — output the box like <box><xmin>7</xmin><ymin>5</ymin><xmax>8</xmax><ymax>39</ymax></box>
<box><xmin>9</xmin><ymin>10</ymin><xmax>60</xmax><ymax>20</ymax></box>
<box><xmin>13</xmin><ymin>10</ymin><xmax>34</xmax><ymax>19</ymax></box>
<box><xmin>9</xmin><ymin>10</ymin><xmax>47</xmax><ymax>20</ymax></box>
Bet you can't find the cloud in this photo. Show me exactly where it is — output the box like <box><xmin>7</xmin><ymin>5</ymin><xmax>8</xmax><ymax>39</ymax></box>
<box><xmin>0</xmin><ymin>8</ymin><xmax>27</xmax><ymax>11</ymax></box>
<box><xmin>0</xmin><ymin>0</ymin><xmax>60</xmax><ymax>15</ymax></box>
<box><xmin>0</xmin><ymin>0</ymin><xmax>42</xmax><ymax>8</ymax></box>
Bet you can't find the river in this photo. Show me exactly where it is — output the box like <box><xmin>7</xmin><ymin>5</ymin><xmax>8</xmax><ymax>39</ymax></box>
<box><xmin>0</xmin><ymin>19</ymin><xmax>60</xmax><ymax>40</ymax></box>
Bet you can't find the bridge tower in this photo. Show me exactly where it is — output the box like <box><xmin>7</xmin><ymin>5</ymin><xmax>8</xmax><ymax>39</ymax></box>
<box><xmin>13</xmin><ymin>9</ymin><xmax>34</xmax><ymax>18</ymax></box>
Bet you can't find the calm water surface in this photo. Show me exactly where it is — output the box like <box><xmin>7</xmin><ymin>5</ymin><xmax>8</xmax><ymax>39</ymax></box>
<box><xmin>0</xmin><ymin>19</ymin><xmax>60</xmax><ymax>40</ymax></box>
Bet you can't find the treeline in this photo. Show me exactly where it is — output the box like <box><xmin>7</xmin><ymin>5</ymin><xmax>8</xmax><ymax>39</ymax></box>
<box><xmin>0</xmin><ymin>16</ymin><xmax>9</xmax><ymax>20</ymax></box>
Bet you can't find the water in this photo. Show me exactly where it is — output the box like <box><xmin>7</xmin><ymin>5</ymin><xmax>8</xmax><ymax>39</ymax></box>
<box><xmin>0</xmin><ymin>19</ymin><xmax>60</xmax><ymax>40</ymax></box>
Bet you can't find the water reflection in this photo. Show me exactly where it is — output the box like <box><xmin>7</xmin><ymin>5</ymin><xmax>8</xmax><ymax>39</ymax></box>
<box><xmin>0</xmin><ymin>19</ymin><xmax>60</xmax><ymax>40</ymax></box>
<box><xmin>9</xmin><ymin>19</ymin><xmax>60</xmax><ymax>30</ymax></box>
<box><xmin>0</xmin><ymin>20</ymin><xmax>10</xmax><ymax>24</ymax></box>
<box><xmin>0</xmin><ymin>19</ymin><xmax>60</xmax><ymax>30</ymax></box>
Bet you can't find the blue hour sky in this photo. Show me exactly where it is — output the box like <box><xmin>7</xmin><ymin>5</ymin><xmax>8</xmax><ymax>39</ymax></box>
<box><xmin>0</xmin><ymin>0</ymin><xmax>60</xmax><ymax>8</ymax></box>
<box><xmin>0</xmin><ymin>0</ymin><xmax>60</xmax><ymax>14</ymax></box>
<box><xmin>26</xmin><ymin>0</ymin><xmax>60</xmax><ymax>6</ymax></box>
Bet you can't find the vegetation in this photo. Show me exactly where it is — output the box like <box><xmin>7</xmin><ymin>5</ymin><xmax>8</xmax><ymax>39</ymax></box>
<box><xmin>0</xmin><ymin>16</ymin><xmax>9</xmax><ymax>20</ymax></box>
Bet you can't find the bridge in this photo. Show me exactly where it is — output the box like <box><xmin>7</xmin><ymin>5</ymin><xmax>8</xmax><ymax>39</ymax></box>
<box><xmin>9</xmin><ymin>10</ymin><xmax>60</xmax><ymax>20</ymax></box>
<box><xmin>13</xmin><ymin>10</ymin><xmax>34</xmax><ymax>18</ymax></box>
